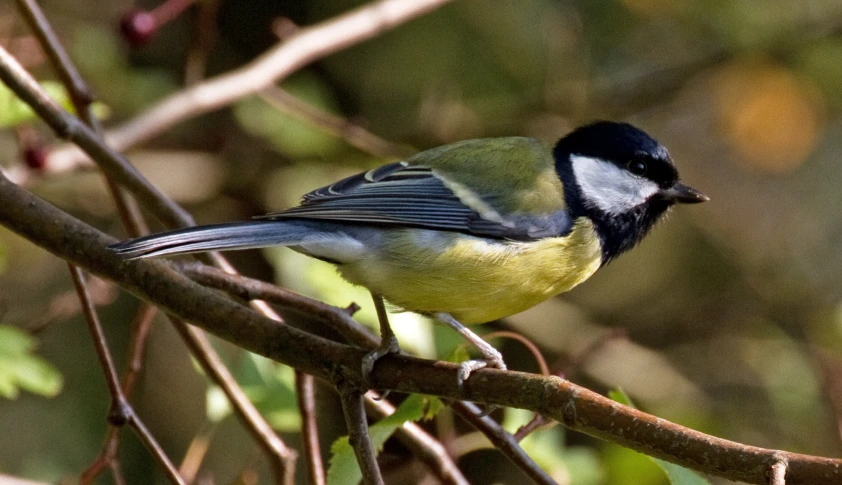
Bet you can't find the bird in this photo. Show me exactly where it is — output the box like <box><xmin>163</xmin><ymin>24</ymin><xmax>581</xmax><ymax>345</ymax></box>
<box><xmin>110</xmin><ymin>121</ymin><xmax>707</xmax><ymax>386</ymax></box>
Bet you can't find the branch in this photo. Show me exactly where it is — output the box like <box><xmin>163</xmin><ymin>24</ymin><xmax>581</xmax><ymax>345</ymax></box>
<box><xmin>181</xmin><ymin>263</ymin><xmax>533</xmax><ymax>484</ymax></box>
<box><xmin>296</xmin><ymin>373</ymin><xmax>326</xmax><ymax>485</ymax></box>
<box><xmin>171</xmin><ymin>320</ymin><xmax>298</xmax><ymax>484</ymax></box>
<box><xmin>366</xmin><ymin>396</ymin><xmax>469</xmax><ymax>485</ymax></box>
<box><xmin>0</xmin><ymin>46</ymin><xmax>193</xmax><ymax>229</ymax></box>
<box><xmin>67</xmin><ymin>264</ymin><xmax>185</xmax><ymax>484</ymax></box>
<box><xmin>14</xmin><ymin>0</ymin><xmax>148</xmax><ymax>237</ymax></box>
<box><xmin>2</xmin><ymin>172</ymin><xmax>841</xmax><ymax>485</ymax></box>
<box><xmin>258</xmin><ymin>86</ymin><xmax>415</xmax><ymax>160</ymax></box>
<box><xmin>450</xmin><ymin>402</ymin><xmax>555</xmax><ymax>485</ymax></box>
<box><xmin>340</xmin><ymin>389</ymin><xmax>384</xmax><ymax>485</ymax></box>
<box><xmin>9</xmin><ymin>4</ymin><xmax>300</xmax><ymax>481</ymax></box>
<box><xmin>45</xmin><ymin>0</ymin><xmax>454</xmax><ymax>172</ymax></box>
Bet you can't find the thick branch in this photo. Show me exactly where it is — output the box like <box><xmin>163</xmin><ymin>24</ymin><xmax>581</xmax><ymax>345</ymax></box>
<box><xmin>1</xmin><ymin>166</ymin><xmax>841</xmax><ymax>485</ymax></box>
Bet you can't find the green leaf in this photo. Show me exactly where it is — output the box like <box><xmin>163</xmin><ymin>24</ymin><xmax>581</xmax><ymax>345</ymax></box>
<box><xmin>607</xmin><ymin>388</ymin><xmax>634</xmax><ymax>407</ymax></box>
<box><xmin>608</xmin><ymin>388</ymin><xmax>711</xmax><ymax>485</ymax></box>
<box><xmin>443</xmin><ymin>344</ymin><xmax>472</xmax><ymax>365</ymax></box>
<box><xmin>326</xmin><ymin>394</ymin><xmax>440</xmax><ymax>485</ymax></box>
<box><xmin>655</xmin><ymin>459</ymin><xmax>712</xmax><ymax>485</ymax></box>
<box><xmin>202</xmin><ymin>352</ymin><xmax>302</xmax><ymax>431</ymax></box>
<box><xmin>0</xmin><ymin>324</ymin><xmax>62</xmax><ymax>399</ymax></box>
<box><xmin>0</xmin><ymin>325</ymin><xmax>36</xmax><ymax>355</ymax></box>
<box><xmin>0</xmin><ymin>81</ymin><xmax>109</xmax><ymax>127</ymax></box>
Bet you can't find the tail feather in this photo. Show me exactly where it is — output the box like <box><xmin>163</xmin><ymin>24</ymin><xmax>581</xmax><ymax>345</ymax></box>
<box><xmin>109</xmin><ymin>221</ymin><xmax>307</xmax><ymax>260</ymax></box>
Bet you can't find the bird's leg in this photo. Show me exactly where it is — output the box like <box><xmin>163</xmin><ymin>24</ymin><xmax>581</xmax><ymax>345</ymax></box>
<box><xmin>361</xmin><ymin>294</ymin><xmax>402</xmax><ymax>387</ymax></box>
<box><xmin>434</xmin><ymin>312</ymin><xmax>507</xmax><ymax>388</ymax></box>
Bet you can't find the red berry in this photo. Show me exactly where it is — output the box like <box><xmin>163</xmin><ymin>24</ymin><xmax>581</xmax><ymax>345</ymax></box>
<box><xmin>23</xmin><ymin>146</ymin><xmax>47</xmax><ymax>170</ymax></box>
<box><xmin>120</xmin><ymin>9</ymin><xmax>157</xmax><ymax>47</ymax></box>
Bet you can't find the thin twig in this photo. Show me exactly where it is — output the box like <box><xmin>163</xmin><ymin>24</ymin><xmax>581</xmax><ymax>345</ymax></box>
<box><xmin>484</xmin><ymin>331</ymin><xmax>550</xmax><ymax>376</ymax></box>
<box><xmin>513</xmin><ymin>414</ymin><xmax>555</xmax><ymax>442</ymax></box>
<box><xmin>179</xmin><ymin>262</ymin><xmax>375</xmax><ymax>349</ymax></box>
<box><xmin>366</xmin><ymin>397</ymin><xmax>469</xmax><ymax>485</ymax></box>
<box><xmin>179</xmin><ymin>422</ymin><xmax>216</xmax><ymax>483</ymax></box>
<box><xmin>769</xmin><ymin>459</ymin><xmax>787</xmax><ymax>485</ymax></box>
<box><xmin>172</xmin><ymin>319</ymin><xmax>298</xmax><ymax>485</ymax></box>
<box><xmin>67</xmin><ymin>264</ymin><xmax>185</xmax><ymax>485</ymax></box>
<box><xmin>0</xmin><ymin>45</ymin><xmax>193</xmax><ymax>229</ymax></box>
<box><xmin>14</xmin><ymin>0</ymin><xmax>148</xmax><ymax>238</ymax></box>
<box><xmin>13</xmin><ymin>0</ymin><xmax>92</xmax><ymax>108</ymax></box>
<box><xmin>340</xmin><ymin>388</ymin><xmax>384</xmax><ymax>485</ymax></box>
<box><xmin>259</xmin><ymin>86</ymin><xmax>415</xmax><ymax>159</ymax></box>
<box><xmin>121</xmin><ymin>303</ymin><xmax>158</xmax><ymax>395</ymax></box>
<box><xmin>46</xmin><ymin>0</ymin><xmax>454</xmax><ymax>172</ymax></box>
<box><xmin>296</xmin><ymin>372</ymin><xmax>326</xmax><ymax>485</ymax></box>
<box><xmin>450</xmin><ymin>401</ymin><xmax>556</xmax><ymax>485</ymax></box>
<box><xmin>81</xmin><ymin>303</ymin><xmax>156</xmax><ymax>485</ymax></box>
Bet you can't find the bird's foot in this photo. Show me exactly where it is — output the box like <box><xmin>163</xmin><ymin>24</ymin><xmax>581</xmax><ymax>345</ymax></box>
<box><xmin>456</xmin><ymin>344</ymin><xmax>507</xmax><ymax>386</ymax></box>
<box><xmin>361</xmin><ymin>334</ymin><xmax>401</xmax><ymax>388</ymax></box>
<box><xmin>457</xmin><ymin>348</ymin><xmax>506</xmax><ymax>417</ymax></box>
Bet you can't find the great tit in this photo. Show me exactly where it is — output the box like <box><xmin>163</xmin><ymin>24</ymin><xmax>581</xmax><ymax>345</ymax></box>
<box><xmin>110</xmin><ymin>121</ymin><xmax>707</xmax><ymax>384</ymax></box>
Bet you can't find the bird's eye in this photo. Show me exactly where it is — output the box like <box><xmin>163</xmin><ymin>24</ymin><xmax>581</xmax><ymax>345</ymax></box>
<box><xmin>627</xmin><ymin>159</ymin><xmax>648</xmax><ymax>176</ymax></box>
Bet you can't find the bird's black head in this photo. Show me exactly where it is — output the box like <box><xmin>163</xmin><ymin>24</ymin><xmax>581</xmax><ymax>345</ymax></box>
<box><xmin>554</xmin><ymin>121</ymin><xmax>707</xmax><ymax>264</ymax></box>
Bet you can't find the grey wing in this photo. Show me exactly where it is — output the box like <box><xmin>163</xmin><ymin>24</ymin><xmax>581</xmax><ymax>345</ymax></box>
<box><xmin>258</xmin><ymin>162</ymin><xmax>573</xmax><ymax>240</ymax></box>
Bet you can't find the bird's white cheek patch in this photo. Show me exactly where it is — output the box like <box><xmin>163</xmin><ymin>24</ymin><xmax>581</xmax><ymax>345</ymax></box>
<box><xmin>570</xmin><ymin>155</ymin><xmax>659</xmax><ymax>215</ymax></box>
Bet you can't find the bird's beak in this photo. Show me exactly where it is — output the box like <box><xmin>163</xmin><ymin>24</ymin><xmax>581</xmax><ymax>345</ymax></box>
<box><xmin>658</xmin><ymin>183</ymin><xmax>709</xmax><ymax>204</ymax></box>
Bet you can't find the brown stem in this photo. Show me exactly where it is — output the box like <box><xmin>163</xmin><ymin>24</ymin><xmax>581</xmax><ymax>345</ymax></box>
<box><xmin>296</xmin><ymin>372</ymin><xmax>326</xmax><ymax>485</ymax></box>
<box><xmin>121</xmin><ymin>304</ymin><xmax>158</xmax><ymax>396</ymax></box>
<box><xmin>340</xmin><ymin>388</ymin><xmax>384</xmax><ymax>485</ymax></box>
<box><xmin>258</xmin><ymin>86</ymin><xmax>415</xmax><ymax>159</ymax></box>
<box><xmin>450</xmin><ymin>401</ymin><xmax>556</xmax><ymax>485</ymax></box>
<box><xmin>67</xmin><ymin>264</ymin><xmax>185</xmax><ymax>484</ymax></box>
<box><xmin>769</xmin><ymin>459</ymin><xmax>787</xmax><ymax>485</ymax></box>
<box><xmin>366</xmin><ymin>396</ymin><xmax>469</xmax><ymax>485</ymax></box>
<box><xmin>46</xmin><ymin>0</ymin><xmax>454</xmax><ymax>172</ymax></box>
<box><xmin>172</xmin><ymin>319</ymin><xmax>298</xmax><ymax>485</ymax></box>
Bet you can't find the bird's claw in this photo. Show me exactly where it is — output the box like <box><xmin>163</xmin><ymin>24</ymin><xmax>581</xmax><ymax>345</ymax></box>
<box><xmin>361</xmin><ymin>334</ymin><xmax>401</xmax><ymax>387</ymax></box>
<box><xmin>457</xmin><ymin>353</ymin><xmax>506</xmax><ymax>417</ymax></box>
<box><xmin>456</xmin><ymin>347</ymin><xmax>507</xmax><ymax>389</ymax></box>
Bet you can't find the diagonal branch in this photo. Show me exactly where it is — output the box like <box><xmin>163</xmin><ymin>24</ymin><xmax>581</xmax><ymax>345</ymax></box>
<box><xmin>171</xmin><ymin>319</ymin><xmax>298</xmax><ymax>484</ymax></box>
<box><xmin>67</xmin><ymin>264</ymin><xmax>185</xmax><ymax>484</ymax></box>
<box><xmin>45</xmin><ymin>0</ymin><xmax>454</xmax><ymax>173</ymax></box>
<box><xmin>8</xmin><ymin>4</ymin><xmax>300</xmax><ymax>480</ymax></box>
<box><xmin>2</xmin><ymin>171</ymin><xmax>841</xmax><ymax>485</ymax></box>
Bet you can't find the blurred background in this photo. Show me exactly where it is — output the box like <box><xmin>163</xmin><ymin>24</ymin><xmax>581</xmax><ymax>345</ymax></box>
<box><xmin>2</xmin><ymin>0</ymin><xmax>842</xmax><ymax>483</ymax></box>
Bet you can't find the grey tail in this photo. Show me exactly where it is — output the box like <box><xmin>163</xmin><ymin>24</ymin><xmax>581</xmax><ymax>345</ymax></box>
<box><xmin>108</xmin><ymin>220</ymin><xmax>308</xmax><ymax>260</ymax></box>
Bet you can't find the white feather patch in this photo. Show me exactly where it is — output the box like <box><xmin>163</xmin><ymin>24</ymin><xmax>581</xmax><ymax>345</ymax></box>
<box><xmin>431</xmin><ymin>170</ymin><xmax>512</xmax><ymax>227</ymax></box>
<box><xmin>570</xmin><ymin>155</ymin><xmax>659</xmax><ymax>215</ymax></box>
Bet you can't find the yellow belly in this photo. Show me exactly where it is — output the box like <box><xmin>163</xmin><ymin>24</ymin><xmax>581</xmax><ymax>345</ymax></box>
<box><xmin>337</xmin><ymin>217</ymin><xmax>603</xmax><ymax>323</ymax></box>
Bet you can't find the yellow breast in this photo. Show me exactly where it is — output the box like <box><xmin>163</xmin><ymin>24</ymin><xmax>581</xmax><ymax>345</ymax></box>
<box><xmin>337</xmin><ymin>217</ymin><xmax>603</xmax><ymax>323</ymax></box>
